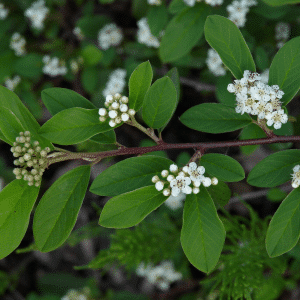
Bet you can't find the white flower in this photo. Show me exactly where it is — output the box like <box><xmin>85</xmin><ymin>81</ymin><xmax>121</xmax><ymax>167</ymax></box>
<box><xmin>152</xmin><ymin>175</ymin><xmax>160</xmax><ymax>183</ymax></box>
<box><xmin>102</xmin><ymin>69</ymin><xmax>126</xmax><ymax>97</ymax></box>
<box><xmin>5</xmin><ymin>76</ymin><xmax>21</xmax><ymax>91</ymax></box>
<box><xmin>291</xmin><ymin>165</ymin><xmax>300</xmax><ymax>189</ymax></box>
<box><xmin>164</xmin><ymin>192</ymin><xmax>186</xmax><ymax>210</ymax></box>
<box><xmin>121</xmin><ymin>113</ymin><xmax>129</xmax><ymax>121</ymax></box>
<box><xmin>265</xmin><ymin>109</ymin><xmax>288</xmax><ymax>129</ymax></box>
<box><xmin>98</xmin><ymin>23</ymin><xmax>123</xmax><ymax>50</ymax></box>
<box><xmin>10</xmin><ymin>33</ymin><xmax>26</xmax><ymax>56</ymax></box>
<box><xmin>260</xmin><ymin>69</ymin><xmax>269</xmax><ymax>84</ymax></box>
<box><xmin>155</xmin><ymin>181</ymin><xmax>164</xmax><ymax>191</ymax></box>
<box><xmin>206</xmin><ymin>49</ymin><xmax>226</xmax><ymax>76</ymax></box>
<box><xmin>73</xmin><ymin>27</ymin><xmax>84</xmax><ymax>40</ymax></box>
<box><xmin>98</xmin><ymin>108</ymin><xmax>107</xmax><ymax>116</ymax></box>
<box><xmin>170</xmin><ymin>175</ymin><xmax>192</xmax><ymax>196</ymax></box>
<box><xmin>148</xmin><ymin>0</ymin><xmax>162</xmax><ymax>4</ymax></box>
<box><xmin>43</xmin><ymin>56</ymin><xmax>67</xmax><ymax>77</ymax></box>
<box><xmin>0</xmin><ymin>3</ymin><xmax>9</xmax><ymax>20</ymax></box>
<box><xmin>24</xmin><ymin>0</ymin><xmax>49</xmax><ymax>30</ymax></box>
<box><xmin>137</xmin><ymin>18</ymin><xmax>161</xmax><ymax>48</ymax></box>
<box><xmin>202</xmin><ymin>177</ymin><xmax>212</xmax><ymax>187</ymax></box>
<box><xmin>211</xmin><ymin>177</ymin><xmax>218</xmax><ymax>185</ymax></box>
<box><xmin>187</xmin><ymin>163</ymin><xmax>205</xmax><ymax>182</ymax></box>
<box><xmin>275</xmin><ymin>22</ymin><xmax>290</xmax><ymax>41</ymax></box>
<box><xmin>169</xmin><ymin>164</ymin><xmax>178</xmax><ymax>173</ymax></box>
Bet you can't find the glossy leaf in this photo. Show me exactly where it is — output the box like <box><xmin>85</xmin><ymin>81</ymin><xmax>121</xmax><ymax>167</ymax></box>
<box><xmin>39</xmin><ymin>107</ymin><xmax>115</xmax><ymax>145</ymax></box>
<box><xmin>0</xmin><ymin>180</ymin><xmax>39</xmax><ymax>259</ymax></box>
<box><xmin>266</xmin><ymin>188</ymin><xmax>300</xmax><ymax>257</ymax></box>
<box><xmin>201</xmin><ymin>154</ymin><xmax>245</xmax><ymax>182</ymax></box>
<box><xmin>159</xmin><ymin>3</ymin><xmax>211</xmax><ymax>63</ymax></box>
<box><xmin>128</xmin><ymin>61</ymin><xmax>153</xmax><ymax>111</ymax></box>
<box><xmin>142</xmin><ymin>77</ymin><xmax>177</xmax><ymax>129</ymax></box>
<box><xmin>262</xmin><ymin>0</ymin><xmax>300</xmax><ymax>6</ymax></box>
<box><xmin>147</xmin><ymin>4</ymin><xmax>168</xmax><ymax>36</ymax></box>
<box><xmin>181</xmin><ymin>188</ymin><xmax>225</xmax><ymax>273</ymax></box>
<box><xmin>207</xmin><ymin>181</ymin><xmax>232</xmax><ymax>208</ymax></box>
<box><xmin>89</xmin><ymin>131</ymin><xmax>116</xmax><ymax>144</ymax></box>
<box><xmin>90</xmin><ymin>155</ymin><xmax>173</xmax><ymax>196</ymax></box>
<box><xmin>99</xmin><ymin>186</ymin><xmax>166</xmax><ymax>228</ymax></box>
<box><xmin>268</xmin><ymin>37</ymin><xmax>300</xmax><ymax>106</ymax></box>
<box><xmin>41</xmin><ymin>88</ymin><xmax>96</xmax><ymax>116</ymax></box>
<box><xmin>33</xmin><ymin>165</ymin><xmax>91</xmax><ymax>252</ymax></box>
<box><xmin>180</xmin><ymin>103</ymin><xmax>252</xmax><ymax>133</ymax></box>
<box><xmin>204</xmin><ymin>15</ymin><xmax>256</xmax><ymax>79</ymax></box>
<box><xmin>247</xmin><ymin>149</ymin><xmax>300</xmax><ymax>187</ymax></box>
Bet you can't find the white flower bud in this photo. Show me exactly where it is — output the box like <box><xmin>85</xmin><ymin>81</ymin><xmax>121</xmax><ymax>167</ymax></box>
<box><xmin>24</xmin><ymin>153</ymin><xmax>31</xmax><ymax>161</ymax></box>
<box><xmin>14</xmin><ymin>160</ymin><xmax>20</xmax><ymax>165</ymax></box>
<box><xmin>202</xmin><ymin>177</ymin><xmax>212</xmax><ymax>187</ymax></box>
<box><xmin>128</xmin><ymin>109</ymin><xmax>136</xmax><ymax>116</ymax></box>
<box><xmin>178</xmin><ymin>171</ymin><xmax>185</xmax><ymax>177</ymax></box>
<box><xmin>182</xmin><ymin>166</ymin><xmax>189</xmax><ymax>173</ymax></box>
<box><xmin>39</xmin><ymin>169</ymin><xmax>44</xmax><ymax>176</ymax></box>
<box><xmin>15</xmin><ymin>146</ymin><xmax>22</xmax><ymax>152</ymax></box>
<box><xmin>16</xmin><ymin>137</ymin><xmax>20</xmax><ymax>142</ymax></box>
<box><xmin>119</xmin><ymin>104</ymin><xmax>128</xmax><ymax>112</ymax></box>
<box><xmin>22</xmin><ymin>147</ymin><xmax>27</xmax><ymax>152</ymax></box>
<box><xmin>292</xmin><ymin>182</ymin><xmax>299</xmax><ymax>189</ymax></box>
<box><xmin>114</xmin><ymin>93</ymin><xmax>121</xmax><ymax>99</ymax></box>
<box><xmin>111</xmin><ymin>102</ymin><xmax>119</xmax><ymax>109</ymax></box>
<box><xmin>13</xmin><ymin>142</ymin><xmax>18</xmax><ymax>146</ymax></box>
<box><xmin>35</xmin><ymin>182</ymin><xmax>41</xmax><ymax>187</ymax></box>
<box><xmin>24</xmin><ymin>131</ymin><xmax>30</xmax><ymax>136</ymax></box>
<box><xmin>25</xmin><ymin>137</ymin><xmax>31</xmax><ymax>142</ymax></box>
<box><xmin>121</xmin><ymin>96</ymin><xmax>128</xmax><ymax>103</ymax></box>
<box><xmin>13</xmin><ymin>168</ymin><xmax>21</xmax><ymax>175</ymax></box>
<box><xmin>115</xmin><ymin>117</ymin><xmax>122</xmax><ymax>124</ymax></box>
<box><xmin>109</xmin><ymin>120</ymin><xmax>116</xmax><ymax>127</ymax></box>
<box><xmin>40</xmin><ymin>150</ymin><xmax>47</xmax><ymax>157</ymax></box>
<box><xmin>19</xmin><ymin>132</ymin><xmax>24</xmax><ymax>136</ymax></box>
<box><xmin>24</xmin><ymin>143</ymin><xmax>30</xmax><ymax>148</ymax></box>
<box><xmin>169</xmin><ymin>164</ymin><xmax>178</xmax><ymax>173</ymax></box>
<box><xmin>19</xmin><ymin>157</ymin><xmax>25</xmax><ymax>163</ymax></box>
<box><xmin>19</xmin><ymin>136</ymin><xmax>26</xmax><ymax>143</ymax></box>
<box><xmin>155</xmin><ymin>181</ymin><xmax>164</xmax><ymax>191</ymax></box>
<box><xmin>10</xmin><ymin>147</ymin><xmax>15</xmax><ymax>153</ymax></box>
<box><xmin>27</xmin><ymin>175</ymin><xmax>34</xmax><ymax>181</ymax></box>
<box><xmin>193</xmin><ymin>187</ymin><xmax>200</xmax><ymax>194</ymax></box>
<box><xmin>45</xmin><ymin>147</ymin><xmax>51</xmax><ymax>153</ymax></box>
<box><xmin>163</xmin><ymin>188</ymin><xmax>171</xmax><ymax>196</ymax></box>
<box><xmin>34</xmin><ymin>175</ymin><xmax>41</xmax><ymax>181</ymax></box>
<box><xmin>193</xmin><ymin>180</ymin><xmax>201</xmax><ymax>187</ymax></box>
<box><xmin>27</xmin><ymin>161</ymin><xmax>33</xmax><ymax>167</ymax></box>
<box><xmin>98</xmin><ymin>108</ymin><xmax>107</xmax><ymax>116</ymax></box>
<box><xmin>21</xmin><ymin>169</ymin><xmax>28</xmax><ymax>175</ymax></box>
<box><xmin>167</xmin><ymin>175</ymin><xmax>175</xmax><ymax>182</ymax></box>
<box><xmin>152</xmin><ymin>175</ymin><xmax>160</xmax><ymax>183</ymax></box>
<box><xmin>33</xmin><ymin>159</ymin><xmax>38</xmax><ymax>164</ymax></box>
<box><xmin>13</xmin><ymin>152</ymin><xmax>20</xmax><ymax>157</ymax></box>
<box><xmin>108</xmin><ymin>110</ymin><xmax>118</xmax><ymax>119</ymax></box>
<box><xmin>211</xmin><ymin>177</ymin><xmax>218</xmax><ymax>185</ymax></box>
<box><xmin>106</xmin><ymin>95</ymin><xmax>113</xmax><ymax>102</ymax></box>
<box><xmin>39</xmin><ymin>159</ymin><xmax>45</xmax><ymax>165</ymax></box>
<box><xmin>121</xmin><ymin>113</ymin><xmax>129</xmax><ymax>122</ymax></box>
<box><xmin>161</xmin><ymin>170</ymin><xmax>169</xmax><ymax>177</ymax></box>
<box><xmin>28</xmin><ymin>182</ymin><xmax>33</xmax><ymax>186</ymax></box>
<box><xmin>33</xmin><ymin>141</ymin><xmax>39</xmax><ymax>146</ymax></box>
<box><xmin>31</xmin><ymin>169</ymin><xmax>38</xmax><ymax>175</ymax></box>
<box><xmin>28</xmin><ymin>149</ymin><xmax>34</xmax><ymax>155</ymax></box>
<box><xmin>99</xmin><ymin>116</ymin><xmax>106</xmax><ymax>122</ymax></box>
<box><xmin>16</xmin><ymin>175</ymin><xmax>22</xmax><ymax>180</ymax></box>
<box><xmin>36</xmin><ymin>146</ymin><xmax>41</xmax><ymax>152</ymax></box>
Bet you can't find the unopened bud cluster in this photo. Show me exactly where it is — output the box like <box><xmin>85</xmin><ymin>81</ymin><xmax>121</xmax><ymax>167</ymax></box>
<box><xmin>11</xmin><ymin>131</ymin><xmax>51</xmax><ymax>187</ymax></box>
<box><xmin>152</xmin><ymin>162</ymin><xmax>218</xmax><ymax>197</ymax></box>
<box><xmin>291</xmin><ymin>165</ymin><xmax>300</xmax><ymax>189</ymax></box>
<box><xmin>98</xmin><ymin>93</ymin><xmax>136</xmax><ymax>127</ymax></box>
<box><xmin>227</xmin><ymin>70</ymin><xmax>288</xmax><ymax>130</ymax></box>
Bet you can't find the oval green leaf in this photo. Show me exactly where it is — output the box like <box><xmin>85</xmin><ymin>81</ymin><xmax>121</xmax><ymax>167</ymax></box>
<box><xmin>247</xmin><ymin>149</ymin><xmax>300</xmax><ymax>188</ymax></box>
<box><xmin>268</xmin><ymin>37</ymin><xmax>300</xmax><ymax>106</ymax></box>
<box><xmin>90</xmin><ymin>155</ymin><xmax>173</xmax><ymax>196</ymax></box>
<box><xmin>180</xmin><ymin>188</ymin><xmax>225</xmax><ymax>273</ymax></box>
<box><xmin>89</xmin><ymin>131</ymin><xmax>116</xmax><ymax>144</ymax></box>
<box><xmin>39</xmin><ymin>107</ymin><xmax>115</xmax><ymax>145</ymax></box>
<box><xmin>41</xmin><ymin>88</ymin><xmax>96</xmax><ymax>116</ymax></box>
<box><xmin>128</xmin><ymin>61</ymin><xmax>153</xmax><ymax>111</ymax></box>
<box><xmin>0</xmin><ymin>180</ymin><xmax>39</xmax><ymax>259</ymax></box>
<box><xmin>142</xmin><ymin>76</ymin><xmax>177</xmax><ymax>129</ymax></box>
<box><xmin>33</xmin><ymin>165</ymin><xmax>91</xmax><ymax>252</ymax></box>
<box><xmin>207</xmin><ymin>181</ymin><xmax>232</xmax><ymax>208</ymax></box>
<box><xmin>201</xmin><ymin>153</ymin><xmax>245</xmax><ymax>182</ymax></box>
<box><xmin>159</xmin><ymin>3</ymin><xmax>211</xmax><ymax>63</ymax></box>
<box><xmin>99</xmin><ymin>185</ymin><xmax>166</xmax><ymax>229</ymax></box>
<box><xmin>204</xmin><ymin>15</ymin><xmax>256</xmax><ymax>79</ymax></box>
<box><xmin>180</xmin><ymin>103</ymin><xmax>252</xmax><ymax>133</ymax></box>
<box><xmin>266</xmin><ymin>188</ymin><xmax>300</xmax><ymax>257</ymax></box>
<box><xmin>147</xmin><ymin>4</ymin><xmax>169</xmax><ymax>37</ymax></box>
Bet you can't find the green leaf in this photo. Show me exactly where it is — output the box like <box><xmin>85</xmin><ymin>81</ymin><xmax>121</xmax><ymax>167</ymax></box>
<box><xmin>268</xmin><ymin>37</ymin><xmax>300</xmax><ymax>106</ymax></box>
<box><xmin>262</xmin><ymin>0</ymin><xmax>300</xmax><ymax>6</ymax></box>
<box><xmin>76</xmin><ymin>15</ymin><xmax>110</xmax><ymax>39</ymax></box>
<box><xmin>0</xmin><ymin>107</ymin><xmax>26</xmax><ymax>144</ymax></box>
<box><xmin>166</xmin><ymin>67</ymin><xmax>180</xmax><ymax>101</ymax></box>
<box><xmin>180</xmin><ymin>188</ymin><xmax>225</xmax><ymax>273</ymax></box>
<box><xmin>247</xmin><ymin>149</ymin><xmax>300</xmax><ymax>188</ymax></box>
<box><xmin>0</xmin><ymin>51</ymin><xmax>16</xmax><ymax>82</ymax></box>
<box><xmin>33</xmin><ymin>165</ymin><xmax>91</xmax><ymax>252</ymax></box>
<box><xmin>89</xmin><ymin>131</ymin><xmax>116</xmax><ymax>144</ymax></box>
<box><xmin>0</xmin><ymin>130</ymin><xmax>11</xmax><ymax>144</ymax></box>
<box><xmin>180</xmin><ymin>103</ymin><xmax>252</xmax><ymax>133</ymax></box>
<box><xmin>81</xmin><ymin>44</ymin><xmax>103</xmax><ymax>66</ymax></box>
<box><xmin>13</xmin><ymin>53</ymin><xmax>43</xmax><ymax>80</ymax></box>
<box><xmin>90</xmin><ymin>155</ymin><xmax>173</xmax><ymax>196</ymax></box>
<box><xmin>41</xmin><ymin>88</ymin><xmax>96</xmax><ymax>116</ymax></box>
<box><xmin>128</xmin><ymin>61</ymin><xmax>153</xmax><ymax>111</ymax></box>
<box><xmin>267</xmin><ymin>188</ymin><xmax>287</xmax><ymax>202</ymax></box>
<box><xmin>168</xmin><ymin>0</ymin><xmax>186</xmax><ymax>14</ymax></box>
<box><xmin>99</xmin><ymin>186</ymin><xmax>166</xmax><ymax>229</ymax></box>
<box><xmin>239</xmin><ymin>123</ymin><xmax>266</xmax><ymax>155</ymax></box>
<box><xmin>81</xmin><ymin>67</ymin><xmax>100</xmax><ymax>93</ymax></box>
<box><xmin>255</xmin><ymin>46</ymin><xmax>269</xmax><ymax>71</ymax></box>
<box><xmin>268</xmin><ymin>121</ymin><xmax>293</xmax><ymax>151</ymax></box>
<box><xmin>147</xmin><ymin>4</ymin><xmax>168</xmax><ymax>37</ymax></box>
<box><xmin>204</xmin><ymin>15</ymin><xmax>256</xmax><ymax>79</ymax></box>
<box><xmin>39</xmin><ymin>107</ymin><xmax>115</xmax><ymax>145</ymax></box>
<box><xmin>200</xmin><ymin>153</ymin><xmax>245</xmax><ymax>182</ymax></box>
<box><xmin>142</xmin><ymin>76</ymin><xmax>177</xmax><ymax>129</ymax></box>
<box><xmin>216</xmin><ymin>73</ymin><xmax>236</xmax><ymax>108</ymax></box>
<box><xmin>266</xmin><ymin>188</ymin><xmax>300</xmax><ymax>257</ymax></box>
<box><xmin>207</xmin><ymin>181</ymin><xmax>232</xmax><ymax>208</ymax></box>
<box><xmin>0</xmin><ymin>180</ymin><xmax>39</xmax><ymax>259</ymax></box>
<box><xmin>159</xmin><ymin>3</ymin><xmax>211</xmax><ymax>63</ymax></box>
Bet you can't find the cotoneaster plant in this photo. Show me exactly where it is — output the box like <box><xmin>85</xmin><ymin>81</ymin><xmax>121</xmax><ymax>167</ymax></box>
<box><xmin>1</xmin><ymin>15</ymin><xmax>300</xmax><ymax>275</ymax></box>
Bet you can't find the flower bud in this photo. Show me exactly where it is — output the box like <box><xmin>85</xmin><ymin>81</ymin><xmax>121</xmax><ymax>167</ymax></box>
<box><xmin>169</xmin><ymin>164</ymin><xmax>178</xmax><ymax>173</ymax></box>
<box><xmin>211</xmin><ymin>177</ymin><xmax>218</xmax><ymax>185</ymax></box>
<box><xmin>98</xmin><ymin>108</ymin><xmax>107</xmax><ymax>116</ymax></box>
<box><xmin>155</xmin><ymin>181</ymin><xmax>164</xmax><ymax>191</ymax></box>
<box><xmin>121</xmin><ymin>113</ymin><xmax>129</xmax><ymax>122</ymax></box>
<box><xmin>119</xmin><ymin>104</ymin><xmax>128</xmax><ymax>112</ymax></box>
<box><xmin>114</xmin><ymin>93</ymin><xmax>121</xmax><ymax>100</ymax></box>
<box><xmin>25</xmin><ymin>137</ymin><xmax>31</xmax><ymax>142</ymax></box>
<box><xmin>128</xmin><ymin>109</ymin><xmax>136</xmax><ymax>116</ymax></box>
<box><xmin>24</xmin><ymin>153</ymin><xmax>31</xmax><ymax>161</ymax></box>
<box><xmin>19</xmin><ymin>136</ymin><xmax>26</xmax><ymax>143</ymax></box>
<box><xmin>193</xmin><ymin>187</ymin><xmax>200</xmax><ymax>194</ymax></box>
<box><xmin>24</xmin><ymin>131</ymin><xmax>30</xmax><ymax>136</ymax></box>
<box><xmin>152</xmin><ymin>175</ymin><xmax>159</xmax><ymax>183</ymax></box>
<box><xmin>111</xmin><ymin>102</ymin><xmax>119</xmax><ymax>110</ymax></box>
<box><xmin>99</xmin><ymin>116</ymin><xmax>106</xmax><ymax>122</ymax></box>
<box><xmin>121</xmin><ymin>96</ymin><xmax>128</xmax><ymax>103</ymax></box>
<box><xmin>163</xmin><ymin>189</ymin><xmax>171</xmax><ymax>196</ymax></box>
<box><xmin>161</xmin><ymin>170</ymin><xmax>169</xmax><ymax>177</ymax></box>
<box><xmin>40</xmin><ymin>150</ymin><xmax>47</xmax><ymax>157</ymax></box>
<box><xmin>115</xmin><ymin>117</ymin><xmax>122</xmax><ymax>124</ymax></box>
<box><xmin>33</xmin><ymin>141</ymin><xmax>39</xmax><ymax>146</ymax></box>
<box><xmin>167</xmin><ymin>175</ymin><xmax>175</xmax><ymax>182</ymax></box>
<box><xmin>36</xmin><ymin>146</ymin><xmax>41</xmax><ymax>152</ymax></box>
<box><xmin>109</xmin><ymin>120</ymin><xmax>116</xmax><ymax>127</ymax></box>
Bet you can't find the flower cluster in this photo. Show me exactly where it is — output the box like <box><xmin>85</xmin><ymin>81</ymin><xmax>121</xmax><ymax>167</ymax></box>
<box><xmin>42</xmin><ymin>56</ymin><xmax>68</xmax><ymax>77</ymax></box>
<box><xmin>291</xmin><ymin>165</ymin><xmax>300</xmax><ymax>189</ymax></box>
<box><xmin>11</xmin><ymin>132</ymin><xmax>51</xmax><ymax>187</ymax></box>
<box><xmin>147</xmin><ymin>0</ymin><xmax>162</xmax><ymax>4</ymax></box>
<box><xmin>98</xmin><ymin>23</ymin><xmax>123</xmax><ymax>50</ymax></box>
<box><xmin>24</xmin><ymin>0</ymin><xmax>49</xmax><ymax>30</ymax></box>
<box><xmin>102</xmin><ymin>68</ymin><xmax>127</xmax><ymax>97</ymax></box>
<box><xmin>227</xmin><ymin>70</ymin><xmax>288</xmax><ymax>130</ymax></box>
<box><xmin>98</xmin><ymin>93</ymin><xmax>136</xmax><ymax>127</ymax></box>
<box><xmin>137</xmin><ymin>18</ymin><xmax>161</xmax><ymax>48</ymax></box>
<box><xmin>10</xmin><ymin>33</ymin><xmax>26</xmax><ymax>56</ymax></box>
<box><xmin>275</xmin><ymin>22</ymin><xmax>290</xmax><ymax>48</ymax></box>
<box><xmin>5</xmin><ymin>75</ymin><xmax>21</xmax><ymax>91</ymax></box>
<box><xmin>136</xmin><ymin>261</ymin><xmax>182</xmax><ymax>291</ymax></box>
<box><xmin>0</xmin><ymin>3</ymin><xmax>8</xmax><ymax>20</ymax></box>
<box><xmin>61</xmin><ymin>287</ymin><xmax>92</xmax><ymax>300</ymax></box>
<box><xmin>206</xmin><ymin>48</ymin><xmax>226</xmax><ymax>76</ymax></box>
<box><xmin>183</xmin><ymin>0</ymin><xmax>223</xmax><ymax>7</ymax></box>
<box><xmin>227</xmin><ymin>0</ymin><xmax>257</xmax><ymax>28</ymax></box>
<box><xmin>152</xmin><ymin>162</ymin><xmax>218</xmax><ymax>197</ymax></box>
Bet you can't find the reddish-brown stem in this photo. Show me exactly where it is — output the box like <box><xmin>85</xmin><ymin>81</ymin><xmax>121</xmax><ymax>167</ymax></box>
<box><xmin>47</xmin><ymin>135</ymin><xmax>300</xmax><ymax>167</ymax></box>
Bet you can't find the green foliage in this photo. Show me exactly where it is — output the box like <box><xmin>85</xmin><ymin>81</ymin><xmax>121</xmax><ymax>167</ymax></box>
<box><xmin>180</xmin><ymin>103</ymin><xmax>252</xmax><ymax>133</ymax></box>
<box><xmin>262</xmin><ymin>0</ymin><xmax>300</xmax><ymax>6</ymax></box>
<box><xmin>33</xmin><ymin>165</ymin><xmax>91</xmax><ymax>252</ymax></box>
<box><xmin>147</xmin><ymin>4</ymin><xmax>169</xmax><ymax>37</ymax></box>
<box><xmin>204</xmin><ymin>15</ymin><xmax>256</xmax><ymax>79</ymax></box>
<box><xmin>181</xmin><ymin>188</ymin><xmax>225</xmax><ymax>273</ymax></box>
